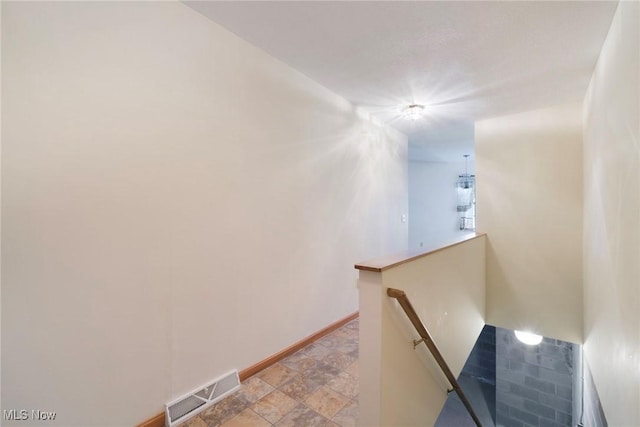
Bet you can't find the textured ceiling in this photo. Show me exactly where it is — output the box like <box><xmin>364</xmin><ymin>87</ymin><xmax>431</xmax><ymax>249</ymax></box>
<box><xmin>184</xmin><ymin>1</ymin><xmax>617</xmax><ymax>161</ymax></box>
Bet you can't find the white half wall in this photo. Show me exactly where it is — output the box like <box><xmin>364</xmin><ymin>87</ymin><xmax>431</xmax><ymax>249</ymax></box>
<box><xmin>476</xmin><ymin>103</ymin><xmax>583</xmax><ymax>344</ymax></box>
<box><xmin>408</xmin><ymin>158</ymin><xmax>475</xmax><ymax>251</ymax></box>
<box><xmin>1</xmin><ymin>2</ymin><xmax>408</xmax><ymax>425</ymax></box>
<box><xmin>582</xmin><ymin>1</ymin><xmax>640</xmax><ymax>424</ymax></box>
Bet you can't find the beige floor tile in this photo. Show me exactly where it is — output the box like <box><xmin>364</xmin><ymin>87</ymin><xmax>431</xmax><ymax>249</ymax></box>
<box><xmin>251</xmin><ymin>390</ymin><xmax>298</xmax><ymax>424</ymax></box>
<box><xmin>180</xmin><ymin>416</ymin><xmax>207</xmax><ymax>427</ymax></box>
<box><xmin>199</xmin><ymin>394</ymin><xmax>249</xmax><ymax>427</ymax></box>
<box><xmin>323</xmin><ymin>352</ymin><xmax>356</xmax><ymax>371</ymax></box>
<box><xmin>344</xmin><ymin>360</ymin><xmax>359</xmax><ymax>378</ymax></box>
<box><xmin>331</xmin><ymin>399</ymin><xmax>358</xmax><ymax>427</ymax></box>
<box><xmin>331</xmin><ymin>327</ymin><xmax>357</xmax><ymax>340</ymax></box>
<box><xmin>280</xmin><ymin>351</ymin><xmax>309</xmax><ymax>371</ymax></box>
<box><xmin>282</xmin><ymin>354</ymin><xmax>319</xmax><ymax>372</ymax></box>
<box><xmin>279</xmin><ymin>374</ymin><xmax>321</xmax><ymax>401</ymax></box>
<box><xmin>219</xmin><ymin>408</ymin><xmax>271</xmax><ymax>427</ymax></box>
<box><xmin>335</xmin><ymin>341</ymin><xmax>358</xmax><ymax>354</ymax></box>
<box><xmin>301</xmin><ymin>342</ymin><xmax>333</xmax><ymax>360</ymax></box>
<box><xmin>300</xmin><ymin>361</ymin><xmax>341</xmax><ymax>388</ymax></box>
<box><xmin>273</xmin><ymin>404</ymin><xmax>328</xmax><ymax>427</ymax></box>
<box><xmin>303</xmin><ymin>386</ymin><xmax>351</xmax><ymax>419</ymax></box>
<box><xmin>236</xmin><ymin>377</ymin><xmax>274</xmax><ymax>404</ymax></box>
<box><xmin>315</xmin><ymin>334</ymin><xmax>342</xmax><ymax>350</ymax></box>
<box><xmin>318</xmin><ymin>334</ymin><xmax>358</xmax><ymax>355</ymax></box>
<box><xmin>326</xmin><ymin>372</ymin><xmax>358</xmax><ymax>399</ymax></box>
<box><xmin>257</xmin><ymin>363</ymin><xmax>297</xmax><ymax>388</ymax></box>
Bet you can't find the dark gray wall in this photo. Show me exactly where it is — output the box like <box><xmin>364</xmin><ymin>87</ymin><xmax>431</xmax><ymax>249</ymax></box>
<box><xmin>496</xmin><ymin>327</ymin><xmax>576</xmax><ymax>427</ymax></box>
<box><xmin>581</xmin><ymin>363</ymin><xmax>607</xmax><ymax>427</ymax></box>
<box><xmin>462</xmin><ymin>325</ymin><xmax>496</xmax><ymax>384</ymax></box>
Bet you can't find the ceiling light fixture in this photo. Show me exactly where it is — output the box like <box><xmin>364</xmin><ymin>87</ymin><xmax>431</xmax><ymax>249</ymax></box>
<box><xmin>514</xmin><ymin>330</ymin><xmax>543</xmax><ymax>346</ymax></box>
<box><xmin>402</xmin><ymin>104</ymin><xmax>425</xmax><ymax>121</ymax></box>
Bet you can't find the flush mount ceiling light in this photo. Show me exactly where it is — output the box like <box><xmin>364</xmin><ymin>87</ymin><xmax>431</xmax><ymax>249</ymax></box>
<box><xmin>514</xmin><ymin>330</ymin><xmax>543</xmax><ymax>346</ymax></box>
<box><xmin>402</xmin><ymin>104</ymin><xmax>425</xmax><ymax>121</ymax></box>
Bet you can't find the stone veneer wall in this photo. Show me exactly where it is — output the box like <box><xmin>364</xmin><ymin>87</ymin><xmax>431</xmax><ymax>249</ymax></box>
<box><xmin>496</xmin><ymin>327</ymin><xmax>575</xmax><ymax>427</ymax></box>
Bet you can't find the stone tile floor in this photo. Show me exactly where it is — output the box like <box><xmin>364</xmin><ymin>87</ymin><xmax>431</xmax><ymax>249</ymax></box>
<box><xmin>179</xmin><ymin>318</ymin><xmax>359</xmax><ymax>427</ymax></box>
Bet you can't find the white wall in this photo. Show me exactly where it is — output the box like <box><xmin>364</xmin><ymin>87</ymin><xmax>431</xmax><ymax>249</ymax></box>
<box><xmin>476</xmin><ymin>104</ymin><xmax>583</xmax><ymax>344</ymax></box>
<box><xmin>1</xmin><ymin>2</ymin><xmax>408</xmax><ymax>425</ymax></box>
<box><xmin>583</xmin><ymin>1</ymin><xmax>639</xmax><ymax>425</ymax></box>
<box><xmin>408</xmin><ymin>159</ymin><xmax>475</xmax><ymax>250</ymax></box>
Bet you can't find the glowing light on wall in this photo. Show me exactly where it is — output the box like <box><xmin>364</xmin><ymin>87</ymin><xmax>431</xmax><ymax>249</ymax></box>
<box><xmin>514</xmin><ymin>330</ymin><xmax>543</xmax><ymax>345</ymax></box>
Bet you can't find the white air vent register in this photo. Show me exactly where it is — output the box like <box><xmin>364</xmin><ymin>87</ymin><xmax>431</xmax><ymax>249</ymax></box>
<box><xmin>165</xmin><ymin>370</ymin><xmax>240</xmax><ymax>426</ymax></box>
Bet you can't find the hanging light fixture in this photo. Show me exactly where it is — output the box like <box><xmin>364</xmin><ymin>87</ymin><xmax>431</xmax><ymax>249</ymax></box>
<box><xmin>456</xmin><ymin>154</ymin><xmax>476</xmax><ymax>230</ymax></box>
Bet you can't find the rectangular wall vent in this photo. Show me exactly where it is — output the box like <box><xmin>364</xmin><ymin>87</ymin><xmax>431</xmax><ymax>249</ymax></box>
<box><xmin>165</xmin><ymin>370</ymin><xmax>240</xmax><ymax>427</ymax></box>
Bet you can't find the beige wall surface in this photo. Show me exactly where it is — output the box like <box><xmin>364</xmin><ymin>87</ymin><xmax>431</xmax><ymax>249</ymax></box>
<box><xmin>381</xmin><ymin>236</ymin><xmax>485</xmax><ymax>426</ymax></box>
<box><xmin>1</xmin><ymin>2</ymin><xmax>408</xmax><ymax>425</ymax></box>
<box><xmin>583</xmin><ymin>1</ymin><xmax>640</xmax><ymax>425</ymax></box>
<box><xmin>476</xmin><ymin>104</ymin><xmax>583</xmax><ymax>344</ymax></box>
<box><xmin>357</xmin><ymin>236</ymin><xmax>485</xmax><ymax>426</ymax></box>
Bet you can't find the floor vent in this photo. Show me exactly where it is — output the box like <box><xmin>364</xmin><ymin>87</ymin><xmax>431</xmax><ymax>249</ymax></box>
<box><xmin>165</xmin><ymin>370</ymin><xmax>240</xmax><ymax>427</ymax></box>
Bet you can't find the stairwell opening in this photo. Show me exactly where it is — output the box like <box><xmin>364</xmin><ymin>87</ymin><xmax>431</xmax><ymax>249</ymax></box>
<box><xmin>435</xmin><ymin>325</ymin><xmax>598</xmax><ymax>427</ymax></box>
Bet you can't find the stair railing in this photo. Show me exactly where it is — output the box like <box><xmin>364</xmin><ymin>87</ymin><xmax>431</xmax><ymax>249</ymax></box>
<box><xmin>387</xmin><ymin>287</ymin><xmax>483</xmax><ymax>427</ymax></box>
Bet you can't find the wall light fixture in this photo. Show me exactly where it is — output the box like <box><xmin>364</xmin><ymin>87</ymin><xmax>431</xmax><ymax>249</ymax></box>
<box><xmin>514</xmin><ymin>330</ymin><xmax>543</xmax><ymax>346</ymax></box>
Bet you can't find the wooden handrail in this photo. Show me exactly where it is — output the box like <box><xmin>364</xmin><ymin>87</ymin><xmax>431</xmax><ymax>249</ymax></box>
<box><xmin>387</xmin><ymin>287</ymin><xmax>483</xmax><ymax>427</ymax></box>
